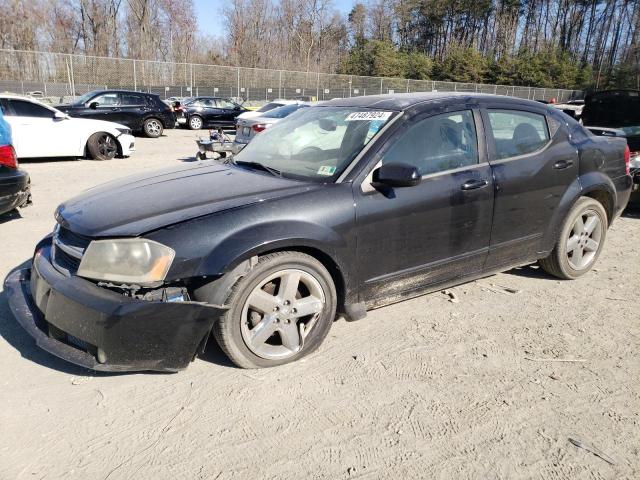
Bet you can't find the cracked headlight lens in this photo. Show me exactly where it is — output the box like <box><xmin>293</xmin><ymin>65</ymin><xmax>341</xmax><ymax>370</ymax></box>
<box><xmin>77</xmin><ymin>239</ymin><xmax>175</xmax><ymax>285</ymax></box>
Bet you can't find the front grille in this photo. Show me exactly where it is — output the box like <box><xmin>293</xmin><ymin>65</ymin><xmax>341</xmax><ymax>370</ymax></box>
<box><xmin>51</xmin><ymin>226</ymin><xmax>91</xmax><ymax>275</ymax></box>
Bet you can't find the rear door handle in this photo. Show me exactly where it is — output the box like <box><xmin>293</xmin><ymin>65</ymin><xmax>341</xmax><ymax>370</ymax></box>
<box><xmin>461</xmin><ymin>179</ymin><xmax>488</xmax><ymax>191</ymax></box>
<box><xmin>554</xmin><ymin>159</ymin><xmax>574</xmax><ymax>169</ymax></box>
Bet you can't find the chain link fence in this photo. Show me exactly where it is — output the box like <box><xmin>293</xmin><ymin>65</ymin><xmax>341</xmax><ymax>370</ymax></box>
<box><xmin>0</xmin><ymin>49</ymin><xmax>582</xmax><ymax>104</ymax></box>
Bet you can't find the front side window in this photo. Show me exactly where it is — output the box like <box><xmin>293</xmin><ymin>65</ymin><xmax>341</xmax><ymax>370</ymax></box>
<box><xmin>381</xmin><ymin>110</ymin><xmax>479</xmax><ymax>175</ymax></box>
<box><xmin>216</xmin><ymin>98</ymin><xmax>237</xmax><ymax>109</ymax></box>
<box><xmin>9</xmin><ymin>100</ymin><xmax>54</xmax><ymax>118</ymax></box>
<box><xmin>488</xmin><ymin>110</ymin><xmax>550</xmax><ymax>159</ymax></box>
<box><xmin>90</xmin><ymin>93</ymin><xmax>120</xmax><ymax>107</ymax></box>
<box><xmin>234</xmin><ymin>106</ymin><xmax>396</xmax><ymax>181</ymax></box>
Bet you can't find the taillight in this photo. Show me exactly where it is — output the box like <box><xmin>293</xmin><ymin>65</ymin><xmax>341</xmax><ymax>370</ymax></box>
<box><xmin>252</xmin><ymin>124</ymin><xmax>267</xmax><ymax>133</ymax></box>
<box><xmin>0</xmin><ymin>145</ymin><xmax>17</xmax><ymax>168</ymax></box>
<box><xmin>624</xmin><ymin>144</ymin><xmax>630</xmax><ymax>175</ymax></box>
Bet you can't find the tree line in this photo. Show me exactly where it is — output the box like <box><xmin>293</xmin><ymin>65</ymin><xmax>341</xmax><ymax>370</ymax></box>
<box><xmin>0</xmin><ymin>0</ymin><xmax>637</xmax><ymax>90</ymax></box>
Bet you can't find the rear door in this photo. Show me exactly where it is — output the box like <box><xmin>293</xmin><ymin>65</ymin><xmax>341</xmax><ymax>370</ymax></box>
<box><xmin>481</xmin><ymin>103</ymin><xmax>578</xmax><ymax>269</ymax></box>
<box><xmin>118</xmin><ymin>92</ymin><xmax>149</xmax><ymax>128</ymax></box>
<box><xmin>354</xmin><ymin>106</ymin><xmax>495</xmax><ymax>303</ymax></box>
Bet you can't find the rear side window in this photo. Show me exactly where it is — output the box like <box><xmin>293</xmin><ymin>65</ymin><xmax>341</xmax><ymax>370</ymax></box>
<box><xmin>121</xmin><ymin>93</ymin><xmax>146</xmax><ymax>106</ymax></box>
<box><xmin>8</xmin><ymin>100</ymin><xmax>53</xmax><ymax>118</ymax></box>
<box><xmin>381</xmin><ymin>110</ymin><xmax>479</xmax><ymax>175</ymax></box>
<box><xmin>488</xmin><ymin>110</ymin><xmax>550</xmax><ymax>159</ymax></box>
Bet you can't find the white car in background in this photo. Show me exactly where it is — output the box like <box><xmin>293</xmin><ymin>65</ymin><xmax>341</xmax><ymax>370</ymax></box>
<box><xmin>0</xmin><ymin>94</ymin><xmax>135</xmax><ymax>161</ymax></box>
<box><xmin>235</xmin><ymin>99</ymin><xmax>302</xmax><ymax>121</ymax></box>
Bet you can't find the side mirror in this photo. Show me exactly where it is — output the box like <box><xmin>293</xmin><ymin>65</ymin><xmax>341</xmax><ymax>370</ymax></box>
<box><xmin>372</xmin><ymin>163</ymin><xmax>421</xmax><ymax>188</ymax></box>
<box><xmin>53</xmin><ymin>111</ymin><xmax>68</xmax><ymax>120</ymax></box>
<box><xmin>89</xmin><ymin>101</ymin><xmax>99</xmax><ymax>109</ymax></box>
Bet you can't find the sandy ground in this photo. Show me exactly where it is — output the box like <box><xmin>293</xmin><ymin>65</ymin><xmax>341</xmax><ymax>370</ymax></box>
<box><xmin>0</xmin><ymin>129</ymin><xmax>638</xmax><ymax>480</ymax></box>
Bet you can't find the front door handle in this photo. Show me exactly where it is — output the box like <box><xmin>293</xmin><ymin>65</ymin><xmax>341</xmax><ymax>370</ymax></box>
<box><xmin>554</xmin><ymin>159</ymin><xmax>574</xmax><ymax>169</ymax></box>
<box><xmin>461</xmin><ymin>179</ymin><xmax>489</xmax><ymax>191</ymax></box>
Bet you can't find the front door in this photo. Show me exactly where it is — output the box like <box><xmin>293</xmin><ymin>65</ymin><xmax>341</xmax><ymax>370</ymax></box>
<box><xmin>354</xmin><ymin>108</ymin><xmax>495</xmax><ymax>304</ymax></box>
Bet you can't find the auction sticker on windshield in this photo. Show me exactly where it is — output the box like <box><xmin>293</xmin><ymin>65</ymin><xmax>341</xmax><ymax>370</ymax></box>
<box><xmin>317</xmin><ymin>166</ymin><xmax>337</xmax><ymax>176</ymax></box>
<box><xmin>346</xmin><ymin>111</ymin><xmax>393</xmax><ymax>121</ymax></box>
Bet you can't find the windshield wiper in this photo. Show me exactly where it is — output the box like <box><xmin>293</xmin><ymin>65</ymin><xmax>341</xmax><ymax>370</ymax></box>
<box><xmin>233</xmin><ymin>160</ymin><xmax>282</xmax><ymax>177</ymax></box>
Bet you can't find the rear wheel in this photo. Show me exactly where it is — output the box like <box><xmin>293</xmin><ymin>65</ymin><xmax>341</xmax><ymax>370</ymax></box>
<box><xmin>539</xmin><ymin>197</ymin><xmax>608</xmax><ymax>279</ymax></box>
<box><xmin>143</xmin><ymin>118</ymin><xmax>163</xmax><ymax>138</ymax></box>
<box><xmin>87</xmin><ymin>132</ymin><xmax>118</xmax><ymax>160</ymax></box>
<box><xmin>212</xmin><ymin>252</ymin><xmax>337</xmax><ymax>368</ymax></box>
<box><xmin>188</xmin><ymin>115</ymin><xmax>203</xmax><ymax>130</ymax></box>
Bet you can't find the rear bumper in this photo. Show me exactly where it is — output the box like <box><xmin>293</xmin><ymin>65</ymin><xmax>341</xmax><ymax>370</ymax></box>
<box><xmin>231</xmin><ymin>140</ymin><xmax>247</xmax><ymax>155</ymax></box>
<box><xmin>4</xmin><ymin>241</ymin><xmax>223</xmax><ymax>372</ymax></box>
<box><xmin>0</xmin><ymin>169</ymin><xmax>31</xmax><ymax>214</ymax></box>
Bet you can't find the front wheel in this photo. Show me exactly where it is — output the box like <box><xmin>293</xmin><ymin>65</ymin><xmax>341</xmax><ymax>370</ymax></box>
<box><xmin>539</xmin><ymin>197</ymin><xmax>608</xmax><ymax>279</ymax></box>
<box><xmin>87</xmin><ymin>132</ymin><xmax>118</xmax><ymax>160</ymax></box>
<box><xmin>143</xmin><ymin>118</ymin><xmax>163</xmax><ymax>138</ymax></box>
<box><xmin>212</xmin><ymin>252</ymin><xmax>337</xmax><ymax>368</ymax></box>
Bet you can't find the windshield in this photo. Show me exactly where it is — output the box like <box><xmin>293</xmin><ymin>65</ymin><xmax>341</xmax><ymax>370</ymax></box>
<box><xmin>262</xmin><ymin>103</ymin><xmax>308</xmax><ymax>119</ymax></box>
<box><xmin>257</xmin><ymin>102</ymin><xmax>283</xmax><ymax>113</ymax></box>
<box><xmin>234</xmin><ymin>106</ymin><xmax>396</xmax><ymax>181</ymax></box>
<box><xmin>72</xmin><ymin>91</ymin><xmax>100</xmax><ymax>105</ymax></box>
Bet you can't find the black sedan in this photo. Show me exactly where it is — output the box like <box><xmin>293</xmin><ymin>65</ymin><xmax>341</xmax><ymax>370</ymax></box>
<box><xmin>57</xmin><ymin>90</ymin><xmax>176</xmax><ymax>138</ymax></box>
<box><xmin>182</xmin><ymin>97</ymin><xmax>247</xmax><ymax>130</ymax></box>
<box><xmin>4</xmin><ymin>93</ymin><xmax>632</xmax><ymax>372</ymax></box>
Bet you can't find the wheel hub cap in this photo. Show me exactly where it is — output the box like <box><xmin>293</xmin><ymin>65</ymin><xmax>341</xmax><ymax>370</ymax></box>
<box><xmin>240</xmin><ymin>269</ymin><xmax>325</xmax><ymax>360</ymax></box>
<box><xmin>566</xmin><ymin>210</ymin><xmax>602</xmax><ymax>270</ymax></box>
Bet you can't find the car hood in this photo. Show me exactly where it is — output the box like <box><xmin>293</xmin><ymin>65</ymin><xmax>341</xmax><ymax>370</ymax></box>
<box><xmin>55</xmin><ymin>161</ymin><xmax>318</xmax><ymax>237</ymax></box>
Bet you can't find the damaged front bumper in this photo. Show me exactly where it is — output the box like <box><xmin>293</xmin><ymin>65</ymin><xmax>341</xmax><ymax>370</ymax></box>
<box><xmin>4</xmin><ymin>242</ymin><xmax>223</xmax><ymax>372</ymax></box>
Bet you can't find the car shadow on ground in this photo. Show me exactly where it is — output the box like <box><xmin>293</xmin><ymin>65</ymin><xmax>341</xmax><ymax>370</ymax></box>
<box><xmin>0</xmin><ymin>209</ymin><xmax>22</xmax><ymax>225</ymax></box>
<box><xmin>0</xmin><ymin>261</ymin><xmax>236</xmax><ymax>375</ymax></box>
<box><xmin>504</xmin><ymin>263</ymin><xmax>556</xmax><ymax>280</ymax></box>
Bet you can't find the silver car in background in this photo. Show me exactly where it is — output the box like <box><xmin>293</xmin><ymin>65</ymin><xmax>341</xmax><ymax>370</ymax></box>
<box><xmin>232</xmin><ymin>102</ymin><xmax>310</xmax><ymax>154</ymax></box>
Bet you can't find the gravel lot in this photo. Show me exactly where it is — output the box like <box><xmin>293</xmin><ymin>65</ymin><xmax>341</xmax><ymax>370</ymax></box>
<box><xmin>1</xmin><ymin>129</ymin><xmax>638</xmax><ymax>479</ymax></box>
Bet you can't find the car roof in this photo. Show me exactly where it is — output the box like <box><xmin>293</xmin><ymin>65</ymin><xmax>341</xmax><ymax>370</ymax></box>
<box><xmin>85</xmin><ymin>89</ymin><xmax>157</xmax><ymax>96</ymax></box>
<box><xmin>0</xmin><ymin>93</ymin><xmax>57</xmax><ymax>109</ymax></box>
<box><xmin>322</xmin><ymin>92</ymin><xmax>543</xmax><ymax>111</ymax></box>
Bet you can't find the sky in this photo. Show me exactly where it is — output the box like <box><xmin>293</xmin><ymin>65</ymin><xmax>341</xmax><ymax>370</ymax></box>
<box><xmin>193</xmin><ymin>0</ymin><xmax>355</xmax><ymax>37</ymax></box>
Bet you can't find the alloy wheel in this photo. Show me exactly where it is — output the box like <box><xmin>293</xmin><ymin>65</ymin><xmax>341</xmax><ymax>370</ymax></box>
<box><xmin>145</xmin><ymin>119</ymin><xmax>162</xmax><ymax>136</ymax></box>
<box><xmin>566</xmin><ymin>209</ymin><xmax>602</xmax><ymax>270</ymax></box>
<box><xmin>190</xmin><ymin>116</ymin><xmax>202</xmax><ymax>129</ymax></box>
<box><xmin>240</xmin><ymin>269</ymin><xmax>325</xmax><ymax>360</ymax></box>
<box><xmin>97</xmin><ymin>134</ymin><xmax>117</xmax><ymax>158</ymax></box>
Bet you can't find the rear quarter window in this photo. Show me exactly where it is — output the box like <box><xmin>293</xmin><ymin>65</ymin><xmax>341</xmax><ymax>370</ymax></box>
<box><xmin>487</xmin><ymin>110</ymin><xmax>550</xmax><ymax>159</ymax></box>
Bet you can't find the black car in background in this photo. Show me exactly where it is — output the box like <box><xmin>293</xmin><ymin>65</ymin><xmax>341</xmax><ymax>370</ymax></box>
<box><xmin>5</xmin><ymin>93</ymin><xmax>632</xmax><ymax>372</ymax></box>
<box><xmin>56</xmin><ymin>90</ymin><xmax>176</xmax><ymax>138</ymax></box>
<box><xmin>582</xmin><ymin>90</ymin><xmax>640</xmax><ymax>195</ymax></box>
<box><xmin>182</xmin><ymin>97</ymin><xmax>247</xmax><ymax>130</ymax></box>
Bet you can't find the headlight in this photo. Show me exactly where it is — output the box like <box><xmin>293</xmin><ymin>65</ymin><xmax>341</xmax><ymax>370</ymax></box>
<box><xmin>77</xmin><ymin>239</ymin><xmax>175</xmax><ymax>285</ymax></box>
<box><xmin>116</xmin><ymin>127</ymin><xmax>131</xmax><ymax>135</ymax></box>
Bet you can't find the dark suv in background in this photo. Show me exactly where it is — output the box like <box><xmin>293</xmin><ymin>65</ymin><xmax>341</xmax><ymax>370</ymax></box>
<box><xmin>56</xmin><ymin>90</ymin><xmax>176</xmax><ymax>138</ymax></box>
<box><xmin>181</xmin><ymin>97</ymin><xmax>247</xmax><ymax>130</ymax></box>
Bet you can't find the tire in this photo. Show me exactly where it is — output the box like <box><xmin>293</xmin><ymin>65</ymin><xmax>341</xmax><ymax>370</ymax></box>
<box><xmin>196</xmin><ymin>152</ymin><xmax>206</xmax><ymax>160</ymax></box>
<box><xmin>539</xmin><ymin>197</ymin><xmax>608</xmax><ymax>279</ymax></box>
<box><xmin>212</xmin><ymin>252</ymin><xmax>337</xmax><ymax>368</ymax></box>
<box><xmin>188</xmin><ymin>115</ymin><xmax>203</xmax><ymax>130</ymax></box>
<box><xmin>143</xmin><ymin>118</ymin><xmax>163</xmax><ymax>138</ymax></box>
<box><xmin>86</xmin><ymin>132</ymin><xmax>118</xmax><ymax>160</ymax></box>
